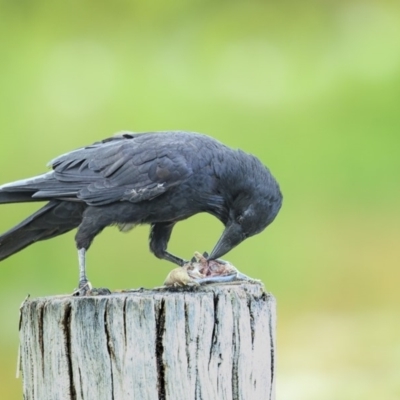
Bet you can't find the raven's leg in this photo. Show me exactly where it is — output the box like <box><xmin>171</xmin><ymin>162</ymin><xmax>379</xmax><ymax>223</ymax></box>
<box><xmin>77</xmin><ymin>248</ymin><xmax>89</xmax><ymax>290</ymax></box>
<box><xmin>149</xmin><ymin>222</ymin><xmax>187</xmax><ymax>266</ymax></box>
<box><xmin>74</xmin><ymin>209</ymin><xmax>108</xmax><ymax>293</ymax></box>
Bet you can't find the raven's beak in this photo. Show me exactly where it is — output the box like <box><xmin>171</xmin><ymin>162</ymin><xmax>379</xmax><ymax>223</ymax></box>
<box><xmin>209</xmin><ymin>222</ymin><xmax>245</xmax><ymax>260</ymax></box>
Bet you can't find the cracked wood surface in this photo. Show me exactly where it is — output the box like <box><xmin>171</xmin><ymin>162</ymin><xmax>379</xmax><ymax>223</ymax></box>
<box><xmin>19</xmin><ymin>284</ymin><xmax>276</xmax><ymax>400</ymax></box>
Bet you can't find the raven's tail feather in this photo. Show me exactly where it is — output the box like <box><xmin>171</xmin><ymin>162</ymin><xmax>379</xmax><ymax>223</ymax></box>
<box><xmin>0</xmin><ymin>201</ymin><xmax>85</xmax><ymax>261</ymax></box>
<box><xmin>0</xmin><ymin>191</ymin><xmax>42</xmax><ymax>204</ymax></box>
<box><xmin>0</xmin><ymin>172</ymin><xmax>55</xmax><ymax>204</ymax></box>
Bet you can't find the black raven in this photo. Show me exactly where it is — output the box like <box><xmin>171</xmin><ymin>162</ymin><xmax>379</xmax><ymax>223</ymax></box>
<box><xmin>0</xmin><ymin>131</ymin><xmax>282</xmax><ymax>291</ymax></box>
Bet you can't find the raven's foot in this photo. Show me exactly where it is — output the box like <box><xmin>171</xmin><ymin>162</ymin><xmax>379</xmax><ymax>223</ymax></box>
<box><xmin>72</xmin><ymin>281</ymin><xmax>112</xmax><ymax>296</ymax></box>
<box><xmin>72</xmin><ymin>280</ymin><xmax>92</xmax><ymax>296</ymax></box>
<box><xmin>163</xmin><ymin>251</ymin><xmax>261</xmax><ymax>287</ymax></box>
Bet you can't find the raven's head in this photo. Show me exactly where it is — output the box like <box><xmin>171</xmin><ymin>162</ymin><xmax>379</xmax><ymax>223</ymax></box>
<box><xmin>209</xmin><ymin>188</ymin><xmax>282</xmax><ymax>259</ymax></box>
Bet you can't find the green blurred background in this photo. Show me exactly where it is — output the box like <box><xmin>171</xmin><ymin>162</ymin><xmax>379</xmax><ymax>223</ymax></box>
<box><xmin>1</xmin><ymin>1</ymin><xmax>399</xmax><ymax>398</ymax></box>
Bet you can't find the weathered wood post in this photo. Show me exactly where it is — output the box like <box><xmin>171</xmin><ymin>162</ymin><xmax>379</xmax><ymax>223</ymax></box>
<box><xmin>19</xmin><ymin>283</ymin><xmax>276</xmax><ymax>400</ymax></box>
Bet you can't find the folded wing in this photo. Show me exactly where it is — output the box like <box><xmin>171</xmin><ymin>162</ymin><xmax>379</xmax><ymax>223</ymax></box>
<box><xmin>3</xmin><ymin>133</ymin><xmax>193</xmax><ymax>206</ymax></box>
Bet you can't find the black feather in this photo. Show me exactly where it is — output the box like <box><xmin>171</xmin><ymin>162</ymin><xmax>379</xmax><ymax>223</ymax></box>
<box><xmin>0</xmin><ymin>131</ymin><xmax>282</xmax><ymax>283</ymax></box>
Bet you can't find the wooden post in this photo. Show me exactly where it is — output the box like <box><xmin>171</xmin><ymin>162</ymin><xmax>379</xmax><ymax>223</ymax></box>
<box><xmin>19</xmin><ymin>283</ymin><xmax>276</xmax><ymax>400</ymax></box>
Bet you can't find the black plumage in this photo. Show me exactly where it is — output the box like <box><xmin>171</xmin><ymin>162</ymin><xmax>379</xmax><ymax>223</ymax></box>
<box><xmin>0</xmin><ymin>131</ymin><xmax>282</xmax><ymax>290</ymax></box>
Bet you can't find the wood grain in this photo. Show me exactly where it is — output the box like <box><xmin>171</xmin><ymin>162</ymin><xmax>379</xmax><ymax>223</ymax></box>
<box><xmin>19</xmin><ymin>283</ymin><xmax>276</xmax><ymax>400</ymax></box>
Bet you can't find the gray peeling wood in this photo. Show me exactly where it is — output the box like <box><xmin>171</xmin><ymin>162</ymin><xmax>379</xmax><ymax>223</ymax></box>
<box><xmin>19</xmin><ymin>284</ymin><xmax>276</xmax><ymax>400</ymax></box>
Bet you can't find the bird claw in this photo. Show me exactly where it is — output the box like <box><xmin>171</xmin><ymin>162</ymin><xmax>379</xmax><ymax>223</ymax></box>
<box><xmin>72</xmin><ymin>281</ymin><xmax>112</xmax><ymax>296</ymax></box>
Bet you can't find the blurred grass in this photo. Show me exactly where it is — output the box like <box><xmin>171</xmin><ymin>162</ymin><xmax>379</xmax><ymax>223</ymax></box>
<box><xmin>0</xmin><ymin>1</ymin><xmax>399</xmax><ymax>398</ymax></box>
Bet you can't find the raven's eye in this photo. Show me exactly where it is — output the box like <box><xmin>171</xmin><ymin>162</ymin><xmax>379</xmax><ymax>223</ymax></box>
<box><xmin>236</xmin><ymin>215</ymin><xmax>244</xmax><ymax>224</ymax></box>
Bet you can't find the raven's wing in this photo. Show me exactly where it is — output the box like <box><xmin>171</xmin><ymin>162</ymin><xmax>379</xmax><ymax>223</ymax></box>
<box><xmin>32</xmin><ymin>133</ymin><xmax>193</xmax><ymax>206</ymax></box>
